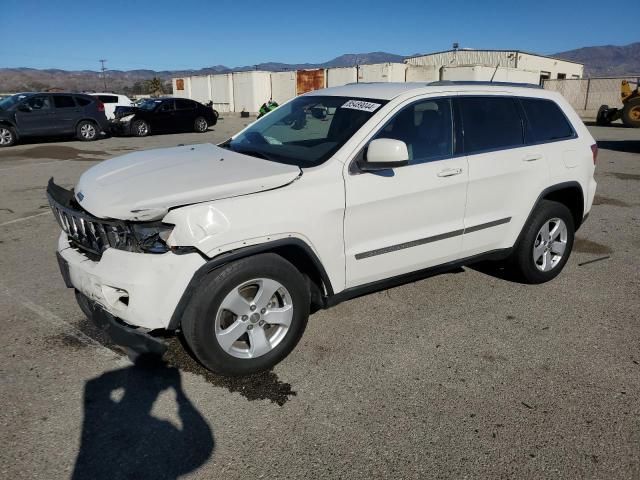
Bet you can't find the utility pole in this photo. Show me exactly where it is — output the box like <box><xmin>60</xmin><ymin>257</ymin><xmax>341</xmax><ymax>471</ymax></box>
<box><xmin>99</xmin><ymin>59</ymin><xmax>107</xmax><ymax>91</ymax></box>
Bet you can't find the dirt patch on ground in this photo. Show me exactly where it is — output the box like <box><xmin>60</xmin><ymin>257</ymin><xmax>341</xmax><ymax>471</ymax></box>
<box><xmin>593</xmin><ymin>195</ymin><xmax>631</xmax><ymax>207</ymax></box>
<box><xmin>574</xmin><ymin>237</ymin><xmax>613</xmax><ymax>254</ymax></box>
<box><xmin>46</xmin><ymin>332</ymin><xmax>89</xmax><ymax>350</ymax></box>
<box><xmin>3</xmin><ymin>145</ymin><xmax>107</xmax><ymax>161</ymax></box>
<box><xmin>608</xmin><ymin>172</ymin><xmax>640</xmax><ymax>181</ymax></box>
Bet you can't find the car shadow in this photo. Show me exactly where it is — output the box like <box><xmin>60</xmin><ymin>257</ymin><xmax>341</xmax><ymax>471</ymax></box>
<box><xmin>71</xmin><ymin>354</ymin><xmax>214</xmax><ymax>480</ymax></box>
<box><xmin>466</xmin><ymin>260</ymin><xmax>523</xmax><ymax>284</ymax></box>
<box><xmin>596</xmin><ymin>140</ymin><xmax>640</xmax><ymax>154</ymax></box>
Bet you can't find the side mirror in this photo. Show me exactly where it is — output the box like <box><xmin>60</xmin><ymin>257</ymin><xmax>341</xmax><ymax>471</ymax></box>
<box><xmin>18</xmin><ymin>104</ymin><xmax>32</xmax><ymax>113</ymax></box>
<box><xmin>358</xmin><ymin>138</ymin><xmax>409</xmax><ymax>171</ymax></box>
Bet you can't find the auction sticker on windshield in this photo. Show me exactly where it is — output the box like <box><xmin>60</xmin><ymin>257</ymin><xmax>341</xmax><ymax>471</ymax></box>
<box><xmin>341</xmin><ymin>100</ymin><xmax>381</xmax><ymax>112</ymax></box>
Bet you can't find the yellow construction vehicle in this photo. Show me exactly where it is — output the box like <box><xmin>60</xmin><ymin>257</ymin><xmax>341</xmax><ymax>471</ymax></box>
<box><xmin>596</xmin><ymin>79</ymin><xmax>640</xmax><ymax>127</ymax></box>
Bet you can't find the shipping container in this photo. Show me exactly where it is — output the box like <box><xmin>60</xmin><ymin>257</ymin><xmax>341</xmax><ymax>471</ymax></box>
<box><xmin>232</xmin><ymin>71</ymin><xmax>272</xmax><ymax>113</ymax></box>
<box><xmin>358</xmin><ymin>63</ymin><xmax>407</xmax><ymax>83</ymax></box>
<box><xmin>326</xmin><ymin>67</ymin><xmax>358</xmax><ymax>87</ymax></box>
<box><xmin>270</xmin><ymin>71</ymin><xmax>297</xmax><ymax>105</ymax></box>
<box><xmin>172</xmin><ymin>77</ymin><xmax>191</xmax><ymax>98</ymax></box>
<box><xmin>406</xmin><ymin>65</ymin><xmax>438</xmax><ymax>83</ymax></box>
<box><xmin>441</xmin><ymin>65</ymin><xmax>539</xmax><ymax>84</ymax></box>
<box><xmin>211</xmin><ymin>73</ymin><xmax>234</xmax><ymax>112</ymax></box>
<box><xmin>297</xmin><ymin>69</ymin><xmax>325</xmax><ymax>95</ymax></box>
<box><xmin>189</xmin><ymin>75</ymin><xmax>211</xmax><ymax>104</ymax></box>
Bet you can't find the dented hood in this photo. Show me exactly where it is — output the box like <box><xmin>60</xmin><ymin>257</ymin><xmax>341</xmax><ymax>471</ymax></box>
<box><xmin>75</xmin><ymin>143</ymin><xmax>301</xmax><ymax>221</ymax></box>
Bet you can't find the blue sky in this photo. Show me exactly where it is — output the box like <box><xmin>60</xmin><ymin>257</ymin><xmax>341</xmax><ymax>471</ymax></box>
<box><xmin>2</xmin><ymin>0</ymin><xmax>637</xmax><ymax>71</ymax></box>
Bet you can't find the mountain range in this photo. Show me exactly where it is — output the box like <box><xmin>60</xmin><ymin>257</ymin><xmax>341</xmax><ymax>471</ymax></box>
<box><xmin>0</xmin><ymin>43</ymin><xmax>637</xmax><ymax>94</ymax></box>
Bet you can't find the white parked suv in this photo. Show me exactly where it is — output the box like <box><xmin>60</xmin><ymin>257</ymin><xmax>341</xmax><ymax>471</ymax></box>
<box><xmin>88</xmin><ymin>93</ymin><xmax>133</xmax><ymax>120</ymax></box>
<box><xmin>48</xmin><ymin>82</ymin><xmax>597</xmax><ymax>375</ymax></box>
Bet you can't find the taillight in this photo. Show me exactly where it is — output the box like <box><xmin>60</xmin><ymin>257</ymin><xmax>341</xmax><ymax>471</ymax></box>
<box><xmin>590</xmin><ymin>144</ymin><xmax>598</xmax><ymax>165</ymax></box>
<box><xmin>96</xmin><ymin>100</ymin><xmax>105</xmax><ymax>112</ymax></box>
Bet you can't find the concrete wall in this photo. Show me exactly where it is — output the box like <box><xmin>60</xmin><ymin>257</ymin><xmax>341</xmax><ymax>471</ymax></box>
<box><xmin>326</xmin><ymin>67</ymin><xmax>358</xmax><ymax>87</ymax></box>
<box><xmin>441</xmin><ymin>65</ymin><xmax>540</xmax><ymax>84</ymax></box>
<box><xmin>358</xmin><ymin>63</ymin><xmax>406</xmax><ymax>83</ymax></box>
<box><xmin>543</xmin><ymin>77</ymin><xmax>635</xmax><ymax>117</ymax></box>
<box><xmin>406</xmin><ymin>65</ymin><xmax>438</xmax><ymax>83</ymax></box>
<box><xmin>232</xmin><ymin>71</ymin><xmax>271</xmax><ymax>113</ymax></box>
<box><xmin>211</xmin><ymin>73</ymin><xmax>234</xmax><ymax>112</ymax></box>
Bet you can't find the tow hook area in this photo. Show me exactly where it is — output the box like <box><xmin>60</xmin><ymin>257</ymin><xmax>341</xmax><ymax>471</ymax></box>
<box><xmin>75</xmin><ymin>291</ymin><xmax>168</xmax><ymax>356</ymax></box>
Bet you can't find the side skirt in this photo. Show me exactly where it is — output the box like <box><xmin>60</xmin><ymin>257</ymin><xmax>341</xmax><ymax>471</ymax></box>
<box><xmin>323</xmin><ymin>248</ymin><xmax>512</xmax><ymax>308</ymax></box>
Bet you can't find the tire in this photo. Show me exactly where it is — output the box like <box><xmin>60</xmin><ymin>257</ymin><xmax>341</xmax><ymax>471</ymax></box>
<box><xmin>76</xmin><ymin>120</ymin><xmax>99</xmax><ymax>141</ymax></box>
<box><xmin>507</xmin><ymin>200</ymin><xmax>575</xmax><ymax>284</ymax></box>
<box><xmin>621</xmin><ymin>98</ymin><xmax>640</xmax><ymax>128</ymax></box>
<box><xmin>132</xmin><ymin>119</ymin><xmax>150</xmax><ymax>137</ymax></box>
<box><xmin>596</xmin><ymin>105</ymin><xmax>611</xmax><ymax>126</ymax></box>
<box><xmin>181</xmin><ymin>253</ymin><xmax>310</xmax><ymax>376</ymax></box>
<box><xmin>0</xmin><ymin>125</ymin><xmax>16</xmax><ymax>147</ymax></box>
<box><xmin>194</xmin><ymin>116</ymin><xmax>208</xmax><ymax>133</ymax></box>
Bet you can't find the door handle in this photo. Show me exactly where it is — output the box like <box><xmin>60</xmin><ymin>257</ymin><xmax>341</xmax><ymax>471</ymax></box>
<box><xmin>523</xmin><ymin>154</ymin><xmax>543</xmax><ymax>162</ymax></box>
<box><xmin>437</xmin><ymin>168</ymin><xmax>463</xmax><ymax>177</ymax></box>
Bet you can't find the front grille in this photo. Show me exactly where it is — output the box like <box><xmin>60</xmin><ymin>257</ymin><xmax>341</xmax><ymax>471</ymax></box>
<box><xmin>47</xmin><ymin>179</ymin><xmax>135</xmax><ymax>258</ymax></box>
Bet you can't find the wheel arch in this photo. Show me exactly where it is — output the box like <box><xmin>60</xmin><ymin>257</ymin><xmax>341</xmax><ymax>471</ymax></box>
<box><xmin>168</xmin><ymin>238</ymin><xmax>333</xmax><ymax>330</ymax></box>
<box><xmin>0</xmin><ymin>120</ymin><xmax>18</xmax><ymax>138</ymax></box>
<box><xmin>74</xmin><ymin>118</ymin><xmax>100</xmax><ymax>130</ymax></box>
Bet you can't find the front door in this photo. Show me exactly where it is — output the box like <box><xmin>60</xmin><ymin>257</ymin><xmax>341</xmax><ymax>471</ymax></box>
<box><xmin>14</xmin><ymin>95</ymin><xmax>56</xmax><ymax>136</ymax></box>
<box><xmin>153</xmin><ymin>100</ymin><xmax>177</xmax><ymax>132</ymax></box>
<box><xmin>344</xmin><ymin>97</ymin><xmax>468</xmax><ymax>288</ymax></box>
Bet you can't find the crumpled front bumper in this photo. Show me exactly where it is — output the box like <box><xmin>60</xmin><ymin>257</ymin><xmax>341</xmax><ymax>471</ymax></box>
<box><xmin>56</xmin><ymin>233</ymin><xmax>205</xmax><ymax>330</ymax></box>
<box><xmin>109</xmin><ymin>119</ymin><xmax>133</xmax><ymax>136</ymax></box>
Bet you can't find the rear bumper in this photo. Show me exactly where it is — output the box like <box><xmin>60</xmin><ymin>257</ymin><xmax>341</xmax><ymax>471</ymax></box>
<box><xmin>75</xmin><ymin>290</ymin><xmax>167</xmax><ymax>355</ymax></box>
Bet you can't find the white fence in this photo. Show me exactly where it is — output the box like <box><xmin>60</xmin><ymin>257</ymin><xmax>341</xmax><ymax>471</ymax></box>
<box><xmin>543</xmin><ymin>76</ymin><xmax>639</xmax><ymax>116</ymax></box>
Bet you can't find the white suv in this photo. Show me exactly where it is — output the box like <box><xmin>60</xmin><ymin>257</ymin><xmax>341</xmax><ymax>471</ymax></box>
<box><xmin>48</xmin><ymin>82</ymin><xmax>597</xmax><ymax>375</ymax></box>
<box><xmin>88</xmin><ymin>93</ymin><xmax>133</xmax><ymax>120</ymax></box>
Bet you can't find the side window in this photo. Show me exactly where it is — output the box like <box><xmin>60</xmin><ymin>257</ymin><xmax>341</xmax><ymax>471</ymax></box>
<box><xmin>459</xmin><ymin>97</ymin><xmax>523</xmax><ymax>154</ymax></box>
<box><xmin>53</xmin><ymin>95</ymin><xmax>76</xmax><ymax>109</ymax></box>
<box><xmin>75</xmin><ymin>96</ymin><xmax>91</xmax><ymax>106</ymax></box>
<box><xmin>25</xmin><ymin>95</ymin><xmax>52</xmax><ymax>111</ymax></box>
<box><xmin>98</xmin><ymin>95</ymin><xmax>118</xmax><ymax>103</ymax></box>
<box><xmin>520</xmin><ymin>98</ymin><xmax>574</xmax><ymax>143</ymax></box>
<box><xmin>158</xmin><ymin>101</ymin><xmax>175</xmax><ymax>112</ymax></box>
<box><xmin>374</xmin><ymin>98</ymin><xmax>453</xmax><ymax>164</ymax></box>
<box><xmin>175</xmin><ymin>99</ymin><xmax>195</xmax><ymax>110</ymax></box>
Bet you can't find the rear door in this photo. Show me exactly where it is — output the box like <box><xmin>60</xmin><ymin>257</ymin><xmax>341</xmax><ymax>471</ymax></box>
<box><xmin>344</xmin><ymin>97</ymin><xmax>469</xmax><ymax>287</ymax></box>
<box><xmin>52</xmin><ymin>94</ymin><xmax>81</xmax><ymax>134</ymax></box>
<box><xmin>152</xmin><ymin>100</ymin><xmax>177</xmax><ymax>132</ymax></box>
<box><xmin>174</xmin><ymin>99</ymin><xmax>197</xmax><ymax>131</ymax></box>
<box><xmin>457</xmin><ymin>94</ymin><xmax>549</xmax><ymax>256</ymax></box>
<box><xmin>14</xmin><ymin>95</ymin><xmax>56</xmax><ymax>136</ymax></box>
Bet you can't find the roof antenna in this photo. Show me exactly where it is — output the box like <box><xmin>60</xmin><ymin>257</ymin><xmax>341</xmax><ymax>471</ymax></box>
<box><xmin>490</xmin><ymin>62</ymin><xmax>500</xmax><ymax>82</ymax></box>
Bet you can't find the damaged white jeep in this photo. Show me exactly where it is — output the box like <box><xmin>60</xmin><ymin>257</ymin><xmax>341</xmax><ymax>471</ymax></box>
<box><xmin>48</xmin><ymin>82</ymin><xmax>597</xmax><ymax>375</ymax></box>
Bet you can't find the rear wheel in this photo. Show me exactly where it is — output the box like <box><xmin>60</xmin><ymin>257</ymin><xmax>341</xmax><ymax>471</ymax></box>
<box><xmin>194</xmin><ymin>116</ymin><xmax>208</xmax><ymax>133</ymax></box>
<box><xmin>181</xmin><ymin>253</ymin><xmax>310</xmax><ymax>376</ymax></box>
<box><xmin>132</xmin><ymin>119</ymin><xmax>150</xmax><ymax>137</ymax></box>
<box><xmin>622</xmin><ymin>98</ymin><xmax>640</xmax><ymax>128</ymax></box>
<box><xmin>507</xmin><ymin>200</ymin><xmax>575</xmax><ymax>284</ymax></box>
<box><xmin>76</xmin><ymin>120</ymin><xmax>98</xmax><ymax>141</ymax></box>
<box><xmin>0</xmin><ymin>125</ymin><xmax>16</xmax><ymax>147</ymax></box>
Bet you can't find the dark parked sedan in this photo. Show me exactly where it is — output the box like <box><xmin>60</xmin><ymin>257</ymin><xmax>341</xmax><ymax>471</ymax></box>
<box><xmin>0</xmin><ymin>93</ymin><xmax>110</xmax><ymax>147</ymax></box>
<box><xmin>111</xmin><ymin>97</ymin><xmax>218</xmax><ymax>137</ymax></box>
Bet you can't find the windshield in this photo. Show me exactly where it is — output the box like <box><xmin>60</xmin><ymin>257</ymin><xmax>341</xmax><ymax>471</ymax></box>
<box><xmin>0</xmin><ymin>94</ymin><xmax>28</xmax><ymax>111</ymax></box>
<box><xmin>228</xmin><ymin>96</ymin><xmax>387</xmax><ymax>167</ymax></box>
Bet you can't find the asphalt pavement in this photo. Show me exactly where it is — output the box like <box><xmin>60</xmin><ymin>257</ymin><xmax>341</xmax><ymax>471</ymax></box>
<box><xmin>0</xmin><ymin>117</ymin><xmax>638</xmax><ymax>479</ymax></box>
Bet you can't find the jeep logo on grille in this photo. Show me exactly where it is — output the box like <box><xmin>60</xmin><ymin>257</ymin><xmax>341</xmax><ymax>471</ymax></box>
<box><xmin>77</xmin><ymin>192</ymin><xmax>84</xmax><ymax>202</ymax></box>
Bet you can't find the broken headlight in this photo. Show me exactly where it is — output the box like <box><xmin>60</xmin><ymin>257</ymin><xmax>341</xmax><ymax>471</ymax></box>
<box><xmin>130</xmin><ymin>223</ymin><xmax>174</xmax><ymax>253</ymax></box>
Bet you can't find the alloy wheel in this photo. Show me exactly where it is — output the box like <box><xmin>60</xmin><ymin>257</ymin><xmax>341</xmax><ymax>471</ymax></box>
<box><xmin>214</xmin><ymin>278</ymin><xmax>293</xmax><ymax>359</ymax></box>
<box><xmin>533</xmin><ymin>218</ymin><xmax>568</xmax><ymax>272</ymax></box>
<box><xmin>80</xmin><ymin>123</ymin><xmax>96</xmax><ymax>139</ymax></box>
<box><xmin>0</xmin><ymin>127</ymin><xmax>13</xmax><ymax>145</ymax></box>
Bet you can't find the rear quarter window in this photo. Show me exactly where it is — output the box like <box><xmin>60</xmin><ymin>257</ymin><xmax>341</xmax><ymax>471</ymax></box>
<box><xmin>520</xmin><ymin>98</ymin><xmax>575</xmax><ymax>143</ymax></box>
<box><xmin>98</xmin><ymin>95</ymin><xmax>119</xmax><ymax>103</ymax></box>
<box><xmin>53</xmin><ymin>95</ymin><xmax>76</xmax><ymax>108</ymax></box>
<box><xmin>75</xmin><ymin>96</ymin><xmax>92</xmax><ymax>106</ymax></box>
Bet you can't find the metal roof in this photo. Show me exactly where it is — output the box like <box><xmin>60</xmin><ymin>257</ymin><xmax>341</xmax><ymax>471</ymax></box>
<box><xmin>405</xmin><ymin>49</ymin><xmax>584</xmax><ymax>66</ymax></box>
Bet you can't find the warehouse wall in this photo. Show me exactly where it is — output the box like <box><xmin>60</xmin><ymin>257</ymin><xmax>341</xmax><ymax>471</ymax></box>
<box><xmin>441</xmin><ymin>65</ymin><xmax>539</xmax><ymax>84</ymax></box>
<box><xmin>326</xmin><ymin>67</ymin><xmax>358</xmax><ymax>87</ymax></box>
<box><xmin>518</xmin><ymin>53</ymin><xmax>583</xmax><ymax>80</ymax></box>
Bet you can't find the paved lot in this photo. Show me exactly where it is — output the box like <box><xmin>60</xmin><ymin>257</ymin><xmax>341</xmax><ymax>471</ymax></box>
<box><xmin>0</xmin><ymin>117</ymin><xmax>639</xmax><ymax>479</ymax></box>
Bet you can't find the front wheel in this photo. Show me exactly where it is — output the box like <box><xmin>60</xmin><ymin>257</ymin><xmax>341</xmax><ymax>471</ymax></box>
<box><xmin>507</xmin><ymin>200</ymin><xmax>575</xmax><ymax>284</ymax></box>
<box><xmin>181</xmin><ymin>253</ymin><xmax>310</xmax><ymax>376</ymax></box>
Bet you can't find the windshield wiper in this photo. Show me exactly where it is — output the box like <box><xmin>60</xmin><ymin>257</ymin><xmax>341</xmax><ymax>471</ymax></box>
<box><xmin>234</xmin><ymin>148</ymin><xmax>279</xmax><ymax>162</ymax></box>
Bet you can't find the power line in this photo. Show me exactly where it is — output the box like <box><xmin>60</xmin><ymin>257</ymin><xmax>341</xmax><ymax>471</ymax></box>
<box><xmin>99</xmin><ymin>59</ymin><xmax>107</xmax><ymax>90</ymax></box>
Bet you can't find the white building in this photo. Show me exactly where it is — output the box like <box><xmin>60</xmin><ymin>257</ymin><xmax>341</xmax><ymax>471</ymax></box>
<box><xmin>405</xmin><ymin>49</ymin><xmax>584</xmax><ymax>84</ymax></box>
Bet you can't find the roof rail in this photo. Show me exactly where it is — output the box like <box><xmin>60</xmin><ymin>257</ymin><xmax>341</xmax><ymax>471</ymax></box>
<box><xmin>427</xmin><ymin>80</ymin><xmax>542</xmax><ymax>89</ymax></box>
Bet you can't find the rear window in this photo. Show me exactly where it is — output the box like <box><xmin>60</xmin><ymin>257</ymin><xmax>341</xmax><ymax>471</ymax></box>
<box><xmin>520</xmin><ymin>98</ymin><xmax>575</xmax><ymax>143</ymax></box>
<box><xmin>97</xmin><ymin>95</ymin><xmax>118</xmax><ymax>103</ymax></box>
<box><xmin>459</xmin><ymin>97</ymin><xmax>523</xmax><ymax>154</ymax></box>
<box><xmin>53</xmin><ymin>95</ymin><xmax>76</xmax><ymax>108</ymax></box>
<box><xmin>75</xmin><ymin>96</ymin><xmax>91</xmax><ymax>106</ymax></box>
